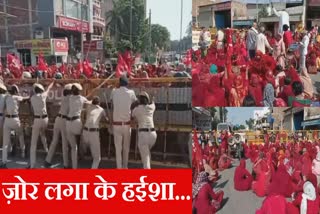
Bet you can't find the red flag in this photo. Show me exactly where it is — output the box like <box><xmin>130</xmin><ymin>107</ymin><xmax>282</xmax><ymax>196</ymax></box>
<box><xmin>7</xmin><ymin>53</ymin><xmax>23</xmax><ymax>78</ymax></box>
<box><xmin>122</xmin><ymin>50</ymin><xmax>133</xmax><ymax>76</ymax></box>
<box><xmin>37</xmin><ymin>53</ymin><xmax>48</xmax><ymax>71</ymax></box>
<box><xmin>192</xmin><ymin>129</ymin><xmax>203</xmax><ymax>173</ymax></box>
<box><xmin>115</xmin><ymin>53</ymin><xmax>129</xmax><ymax>78</ymax></box>
<box><xmin>83</xmin><ymin>59</ymin><xmax>93</xmax><ymax>78</ymax></box>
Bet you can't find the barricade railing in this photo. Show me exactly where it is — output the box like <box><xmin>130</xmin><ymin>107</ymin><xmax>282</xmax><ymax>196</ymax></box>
<box><xmin>4</xmin><ymin>78</ymin><xmax>192</xmax><ymax>165</ymax></box>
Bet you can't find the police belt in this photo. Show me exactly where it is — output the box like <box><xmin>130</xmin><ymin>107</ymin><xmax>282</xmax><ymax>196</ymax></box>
<box><xmin>34</xmin><ymin>115</ymin><xmax>48</xmax><ymax>119</ymax></box>
<box><xmin>138</xmin><ymin>128</ymin><xmax>156</xmax><ymax>132</ymax></box>
<box><xmin>84</xmin><ymin>127</ymin><xmax>100</xmax><ymax>132</ymax></box>
<box><xmin>113</xmin><ymin>121</ymin><xmax>131</xmax><ymax>126</ymax></box>
<box><xmin>57</xmin><ymin>114</ymin><xmax>68</xmax><ymax>119</ymax></box>
<box><xmin>67</xmin><ymin>116</ymin><xmax>80</xmax><ymax>121</ymax></box>
<box><xmin>6</xmin><ymin>115</ymin><xmax>18</xmax><ymax>118</ymax></box>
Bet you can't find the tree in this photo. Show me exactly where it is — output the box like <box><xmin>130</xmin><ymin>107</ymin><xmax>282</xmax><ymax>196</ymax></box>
<box><xmin>259</xmin><ymin>6</ymin><xmax>269</xmax><ymax>18</ymax></box>
<box><xmin>106</xmin><ymin>0</ymin><xmax>147</xmax><ymax>52</ymax></box>
<box><xmin>150</xmin><ymin>24</ymin><xmax>171</xmax><ymax>51</ymax></box>
<box><xmin>245</xmin><ymin>118</ymin><xmax>255</xmax><ymax>130</ymax></box>
<box><xmin>233</xmin><ymin>125</ymin><xmax>246</xmax><ymax>131</ymax></box>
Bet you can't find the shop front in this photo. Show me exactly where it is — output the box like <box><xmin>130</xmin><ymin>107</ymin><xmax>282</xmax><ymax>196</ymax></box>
<box><xmin>260</xmin><ymin>5</ymin><xmax>303</xmax><ymax>35</ymax></box>
<box><xmin>14</xmin><ymin>38</ymin><xmax>69</xmax><ymax>66</ymax></box>
<box><xmin>52</xmin><ymin>15</ymin><xmax>90</xmax><ymax>57</ymax></box>
<box><xmin>83</xmin><ymin>40</ymin><xmax>104</xmax><ymax>62</ymax></box>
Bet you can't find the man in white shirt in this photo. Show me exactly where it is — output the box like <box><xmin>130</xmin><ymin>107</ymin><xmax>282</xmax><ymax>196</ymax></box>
<box><xmin>0</xmin><ymin>82</ymin><xmax>7</xmax><ymax>154</ymax></box>
<box><xmin>299</xmin><ymin>31</ymin><xmax>310</xmax><ymax>72</ymax></box>
<box><xmin>246</xmin><ymin>22</ymin><xmax>259</xmax><ymax>59</ymax></box>
<box><xmin>81</xmin><ymin>96</ymin><xmax>108</xmax><ymax>169</ymax></box>
<box><xmin>66</xmin><ymin>83</ymin><xmax>92</xmax><ymax>169</ymax></box>
<box><xmin>216</xmin><ymin>29</ymin><xmax>225</xmax><ymax>50</ymax></box>
<box><xmin>132</xmin><ymin>91</ymin><xmax>156</xmax><ymax>169</ymax></box>
<box><xmin>256</xmin><ymin>26</ymin><xmax>273</xmax><ymax>54</ymax></box>
<box><xmin>45</xmin><ymin>84</ymin><xmax>72</xmax><ymax>168</ymax></box>
<box><xmin>272</xmin><ymin>4</ymin><xmax>290</xmax><ymax>35</ymax></box>
<box><xmin>29</xmin><ymin>82</ymin><xmax>54</xmax><ymax>168</ymax></box>
<box><xmin>110</xmin><ymin>75</ymin><xmax>137</xmax><ymax>169</ymax></box>
<box><xmin>1</xmin><ymin>85</ymin><xmax>29</xmax><ymax>168</ymax></box>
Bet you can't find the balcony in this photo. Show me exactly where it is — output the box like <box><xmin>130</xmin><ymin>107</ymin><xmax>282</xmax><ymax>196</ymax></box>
<box><xmin>93</xmin><ymin>0</ymin><xmax>101</xmax><ymax>8</ymax></box>
<box><xmin>93</xmin><ymin>15</ymin><xmax>105</xmax><ymax>27</ymax></box>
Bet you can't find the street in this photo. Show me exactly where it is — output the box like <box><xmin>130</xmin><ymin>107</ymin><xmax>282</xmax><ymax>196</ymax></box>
<box><xmin>217</xmin><ymin>159</ymin><xmax>264</xmax><ymax>214</ymax></box>
<box><xmin>0</xmin><ymin>149</ymin><xmax>188</xmax><ymax>169</ymax></box>
<box><xmin>311</xmin><ymin>72</ymin><xmax>320</xmax><ymax>95</ymax></box>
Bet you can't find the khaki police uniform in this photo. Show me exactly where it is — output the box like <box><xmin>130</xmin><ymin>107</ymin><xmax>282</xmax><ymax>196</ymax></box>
<box><xmin>110</xmin><ymin>86</ymin><xmax>137</xmax><ymax>169</ymax></box>
<box><xmin>132</xmin><ymin>100</ymin><xmax>157</xmax><ymax>169</ymax></box>
<box><xmin>81</xmin><ymin>104</ymin><xmax>107</xmax><ymax>169</ymax></box>
<box><xmin>2</xmin><ymin>93</ymin><xmax>26</xmax><ymax>164</ymax></box>
<box><xmin>45</xmin><ymin>84</ymin><xmax>72</xmax><ymax>168</ymax></box>
<box><xmin>66</xmin><ymin>84</ymin><xmax>91</xmax><ymax>169</ymax></box>
<box><xmin>30</xmin><ymin>83</ymin><xmax>49</xmax><ymax>168</ymax></box>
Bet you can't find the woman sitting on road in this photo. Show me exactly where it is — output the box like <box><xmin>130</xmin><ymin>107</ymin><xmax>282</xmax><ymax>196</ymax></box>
<box><xmin>234</xmin><ymin>159</ymin><xmax>253</xmax><ymax>191</ymax></box>
<box><xmin>193</xmin><ymin>171</ymin><xmax>224</xmax><ymax>214</ymax></box>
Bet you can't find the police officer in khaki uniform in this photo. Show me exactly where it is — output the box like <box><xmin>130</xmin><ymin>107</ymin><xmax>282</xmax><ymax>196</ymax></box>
<box><xmin>29</xmin><ymin>81</ymin><xmax>54</xmax><ymax>168</ymax></box>
<box><xmin>110</xmin><ymin>76</ymin><xmax>137</xmax><ymax>169</ymax></box>
<box><xmin>132</xmin><ymin>91</ymin><xmax>157</xmax><ymax>169</ymax></box>
<box><xmin>1</xmin><ymin>85</ymin><xmax>29</xmax><ymax>168</ymax></box>
<box><xmin>0</xmin><ymin>82</ymin><xmax>7</xmax><ymax>152</ymax></box>
<box><xmin>66</xmin><ymin>83</ymin><xmax>92</xmax><ymax>169</ymax></box>
<box><xmin>45</xmin><ymin>84</ymin><xmax>72</xmax><ymax>168</ymax></box>
<box><xmin>81</xmin><ymin>96</ymin><xmax>108</xmax><ymax>169</ymax></box>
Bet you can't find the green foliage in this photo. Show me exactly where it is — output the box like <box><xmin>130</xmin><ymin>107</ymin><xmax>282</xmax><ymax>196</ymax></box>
<box><xmin>245</xmin><ymin>118</ymin><xmax>255</xmax><ymax>130</ymax></box>
<box><xmin>233</xmin><ymin>125</ymin><xmax>246</xmax><ymax>131</ymax></box>
<box><xmin>259</xmin><ymin>6</ymin><xmax>268</xmax><ymax>18</ymax></box>
<box><xmin>106</xmin><ymin>0</ymin><xmax>171</xmax><ymax>55</ymax></box>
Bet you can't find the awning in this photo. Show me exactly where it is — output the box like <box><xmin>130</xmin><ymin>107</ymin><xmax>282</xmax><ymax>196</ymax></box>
<box><xmin>301</xmin><ymin>119</ymin><xmax>320</xmax><ymax>127</ymax></box>
<box><xmin>233</xmin><ymin>20</ymin><xmax>254</xmax><ymax>26</ymax></box>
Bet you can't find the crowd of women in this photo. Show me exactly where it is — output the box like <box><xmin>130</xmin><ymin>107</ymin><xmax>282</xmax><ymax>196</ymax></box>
<box><xmin>192</xmin><ymin>130</ymin><xmax>320</xmax><ymax>214</ymax></box>
<box><xmin>192</xmin><ymin>23</ymin><xmax>320</xmax><ymax>107</ymax></box>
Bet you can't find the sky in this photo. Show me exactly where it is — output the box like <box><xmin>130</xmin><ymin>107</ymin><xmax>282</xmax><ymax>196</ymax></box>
<box><xmin>146</xmin><ymin>0</ymin><xmax>192</xmax><ymax>41</ymax></box>
<box><xmin>226</xmin><ymin>107</ymin><xmax>265</xmax><ymax>126</ymax></box>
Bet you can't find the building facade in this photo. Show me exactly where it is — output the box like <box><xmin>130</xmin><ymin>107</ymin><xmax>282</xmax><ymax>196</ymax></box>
<box><xmin>0</xmin><ymin>0</ymin><xmax>107</xmax><ymax>65</ymax></box>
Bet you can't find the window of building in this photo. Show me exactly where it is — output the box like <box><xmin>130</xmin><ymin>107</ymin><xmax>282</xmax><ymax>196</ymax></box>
<box><xmin>64</xmin><ymin>0</ymin><xmax>89</xmax><ymax>21</ymax></box>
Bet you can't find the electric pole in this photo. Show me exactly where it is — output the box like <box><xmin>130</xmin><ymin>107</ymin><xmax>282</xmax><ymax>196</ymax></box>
<box><xmin>149</xmin><ymin>9</ymin><xmax>152</xmax><ymax>63</ymax></box>
<box><xmin>130</xmin><ymin>0</ymin><xmax>133</xmax><ymax>45</ymax></box>
<box><xmin>180</xmin><ymin>0</ymin><xmax>183</xmax><ymax>58</ymax></box>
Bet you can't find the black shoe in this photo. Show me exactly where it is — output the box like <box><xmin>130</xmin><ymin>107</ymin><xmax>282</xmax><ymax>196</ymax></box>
<box><xmin>26</xmin><ymin>165</ymin><xmax>30</xmax><ymax>169</ymax></box>
<box><xmin>0</xmin><ymin>164</ymin><xmax>7</xmax><ymax>169</ymax></box>
<box><xmin>44</xmin><ymin>161</ymin><xmax>52</xmax><ymax>168</ymax></box>
<box><xmin>64</xmin><ymin>166</ymin><xmax>71</xmax><ymax>169</ymax></box>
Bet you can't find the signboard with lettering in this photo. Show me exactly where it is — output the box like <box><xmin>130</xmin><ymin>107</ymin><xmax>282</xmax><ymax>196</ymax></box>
<box><xmin>212</xmin><ymin>2</ymin><xmax>231</xmax><ymax>11</ymax></box>
<box><xmin>14</xmin><ymin>39</ymin><xmax>52</xmax><ymax>55</ymax></box>
<box><xmin>53</xmin><ymin>39</ymin><xmax>69</xmax><ymax>53</ymax></box>
<box><xmin>57</xmin><ymin>16</ymin><xmax>89</xmax><ymax>33</ymax></box>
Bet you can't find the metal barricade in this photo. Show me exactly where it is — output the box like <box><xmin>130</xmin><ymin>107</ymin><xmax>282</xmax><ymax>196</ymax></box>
<box><xmin>5</xmin><ymin>78</ymin><xmax>192</xmax><ymax>165</ymax></box>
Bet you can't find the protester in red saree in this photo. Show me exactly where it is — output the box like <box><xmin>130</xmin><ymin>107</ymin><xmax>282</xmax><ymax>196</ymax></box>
<box><xmin>234</xmin><ymin>159</ymin><xmax>253</xmax><ymax>191</ymax></box>
<box><xmin>268</xmin><ymin>164</ymin><xmax>294</xmax><ymax>198</ymax></box>
<box><xmin>192</xmin><ymin>27</ymin><xmax>320</xmax><ymax>107</ymax></box>
<box><xmin>255</xmin><ymin>194</ymin><xmax>288</xmax><ymax>214</ymax></box>
<box><xmin>192</xmin><ymin>172</ymin><xmax>225</xmax><ymax>214</ymax></box>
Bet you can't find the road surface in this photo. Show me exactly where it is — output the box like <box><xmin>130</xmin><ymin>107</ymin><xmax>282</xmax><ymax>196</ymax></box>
<box><xmin>217</xmin><ymin>159</ymin><xmax>264</xmax><ymax>214</ymax></box>
<box><xmin>310</xmin><ymin>72</ymin><xmax>320</xmax><ymax>95</ymax></box>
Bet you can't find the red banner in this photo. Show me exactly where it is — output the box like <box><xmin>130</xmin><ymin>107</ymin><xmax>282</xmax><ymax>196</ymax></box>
<box><xmin>57</xmin><ymin>16</ymin><xmax>89</xmax><ymax>33</ymax></box>
<box><xmin>54</xmin><ymin>39</ymin><xmax>69</xmax><ymax>53</ymax></box>
<box><xmin>0</xmin><ymin>170</ymin><xmax>191</xmax><ymax>213</ymax></box>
